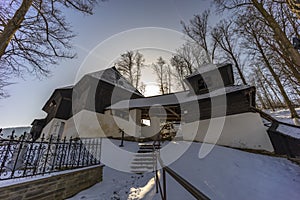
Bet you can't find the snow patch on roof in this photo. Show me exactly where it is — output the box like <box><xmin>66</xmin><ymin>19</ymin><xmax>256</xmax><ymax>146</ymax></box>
<box><xmin>87</xmin><ymin>67</ymin><xmax>142</xmax><ymax>96</ymax></box>
<box><xmin>186</xmin><ymin>63</ymin><xmax>230</xmax><ymax>79</ymax></box>
<box><xmin>107</xmin><ymin>85</ymin><xmax>252</xmax><ymax>110</ymax></box>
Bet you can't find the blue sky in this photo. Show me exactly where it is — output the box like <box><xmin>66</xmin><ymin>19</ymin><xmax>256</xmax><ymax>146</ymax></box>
<box><xmin>0</xmin><ymin>0</ymin><xmax>215</xmax><ymax>128</ymax></box>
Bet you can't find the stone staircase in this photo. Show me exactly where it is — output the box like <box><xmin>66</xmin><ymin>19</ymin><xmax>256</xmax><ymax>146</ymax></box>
<box><xmin>130</xmin><ymin>143</ymin><xmax>161</xmax><ymax>174</ymax></box>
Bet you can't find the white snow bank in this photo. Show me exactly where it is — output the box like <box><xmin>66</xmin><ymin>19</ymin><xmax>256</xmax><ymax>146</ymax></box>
<box><xmin>167</xmin><ymin>141</ymin><xmax>300</xmax><ymax>200</ymax></box>
<box><xmin>265</xmin><ymin>108</ymin><xmax>300</xmax><ymax>139</ymax></box>
<box><xmin>68</xmin><ymin>167</ymin><xmax>158</xmax><ymax>200</ymax></box>
<box><xmin>69</xmin><ymin>140</ymin><xmax>300</xmax><ymax>200</ymax></box>
<box><xmin>277</xmin><ymin>124</ymin><xmax>300</xmax><ymax>139</ymax></box>
<box><xmin>266</xmin><ymin>108</ymin><xmax>300</xmax><ymax>125</ymax></box>
<box><xmin>0</xmin><ymin>126</ymin><xmax>31</xmax><ymax>139</ymax></box>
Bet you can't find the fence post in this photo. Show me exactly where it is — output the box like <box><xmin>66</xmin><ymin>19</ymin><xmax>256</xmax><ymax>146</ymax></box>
<box><xmin>23</xmin><ymin>137</ymin><xmax>35</xmax><ymax>177</ymax></box>
<box><xmin>10</xmin><ymin>134</ymin><xmax>25</xmax><ymax>178</ymax></box>
<box><xmin>65</xmin><ymin>136</ymin><xmax>73</xmax><ymax>168</ymax></box>
<box><xmin>81</xmin><ymin>139</ymin><xmax>86</xmax><ymax>166</ymax></box>
<box><xmin>77</xmin><ymin>140</ymin><xmax>83</xmax><ymax>167</ymax></box>
<box><xmin>43</xmin><ymin>135</ymin><xmax>53</xmax><ymax>173</ymax></box>
<box><xmin>58</xmin><ymin>136</ymin><xmax>67</xmax><ymax>170</ymax></box>
<box><xmin>163</xmin><ymin>168</ymin><xmax>167</xmax><ymax>200</ymax></box>
<box><xmin>119</xmin><ymin>129</ymin><xmax>125</xmax><ymax>147</ymax></box>
<box><xmin>51</xmin><ymin>136</ymin><xmax>60</xmax><ymax>171</ymax></box>
<box><xmin>0</xmin><ymin>136</ymin><xmax>13</xmax><ymax>178</ymax></box>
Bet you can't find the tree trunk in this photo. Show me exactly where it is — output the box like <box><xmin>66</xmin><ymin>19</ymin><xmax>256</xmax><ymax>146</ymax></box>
<box><xmin>232</xmin><ymin>55</ymin><xmax>247</xmax><ymax>85</ymax></box>
<box><xmin>257</xmin><ymin>67</ymin><xmax>284</xmax><ymax>108</ymax></box>
<box><xmin>257</xmin><ymin>75</ymin><xmax>275</xmax><ymax>111</ymax></box>
<box><xmin>0</xmin><ymin>0</ymin><xmax>33</xmax><ymax>59</ymax></box>
<box><xmin>253</xmin><ymin>31</ymin><xmax>299</xmax><ymax>118</ymax></box>
<box><xmin>252</xmin><ymin>0</ymin><xmax>300</xmax><ymax>74</ymax></box>
<box><xmin>256</xmin><ymin>90</ymin><xmax>267</xmax><ymax>109</ymax></box>
<box><xmin>168</xmin><ymin>66</ymin><xmax>171</xmax><ymax>93</ymax></box>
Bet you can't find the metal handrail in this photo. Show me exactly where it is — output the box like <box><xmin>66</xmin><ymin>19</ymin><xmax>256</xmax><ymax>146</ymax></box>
<box><xmin>151</xmin><ymin>141</ymin><xmax>166</xmax><ymax>200</ymax></box>
<box><xmin>163</xmin><ymin>166</ymin><xmax>210</xmax><ymax>200</ymax></box>
<box><xmin>154</xmin><ymin>153</ymin><xmax>210</xmax><ymax>200</ymax></box>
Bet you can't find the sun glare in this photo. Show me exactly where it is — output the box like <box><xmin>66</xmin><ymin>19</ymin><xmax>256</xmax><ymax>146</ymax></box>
<box><xmin>144</xmin><ymin>83</ymin><xmax>160</xmax><ymax>97</ymax></box>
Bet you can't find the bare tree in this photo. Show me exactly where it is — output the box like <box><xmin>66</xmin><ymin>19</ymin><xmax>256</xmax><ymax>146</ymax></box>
<box><xmin>211</xmin><ymin>20</ymin><xmax>248</xmax><ymax>85</ymax></box>
<box><xmin>257</xmin><ymin>66</ymin><xmax>285</xmax><ymax>107</ymax></box>
<box><xmin>0</xmin><ymin>72</ymin><xmax>11</xmax><ymax>98</ymax></box>
<box><xmin>181</xmin><ymin>10</ymin><xmax>218</xmax><ymax>63</ymax></box>
<box><xmin>152</xmin><ymin>57</ymin><xmax>169</xmax><ymax>95</ymax></box>
<box><xmin>287</xmin><ymin>0</ymin><xmax>300</xmax><ymax>18</ymax></box>
<box><xmin>0</xmin><ymin>0</ymin><xmax>98</xmax><ymax>97</ymax></box>
<box><xmin>170</xmin><ymin>41</ymin><xmax>208</xmax><ymax>91</ymax></box>
<box><xmin>238</xmin><ymin>11</ymin><xmax>299</xmax><ymax>118</ymax></box>
<box><xmin>139</xmin><ymin>82</ymin><xmax>146</xmax><ymax>95</ymax></box>
<box><xmin>255</xmin><ymin>69</ymin><xmax>276</xmax><ymax>111</ymax></box>
<box><xmin>115</xmin><ymin>51</ymin><xmax>145</xmax><ymax>88</ymax></box>
<box><xmin>170</xmin><ymin>55</ymin><xmax>188</xmax><ymax>91</ymax></box>
<box><xmin>214</xmin><ymin>0</ymin><xmax>300</xmax><ymax>82</ymax></box>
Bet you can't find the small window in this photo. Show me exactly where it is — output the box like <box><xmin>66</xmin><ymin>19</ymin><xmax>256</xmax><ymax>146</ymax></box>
<box><xmin>198</xmin><ymin>78</ymin><xmax>207</xmax><ymax>90</ymax></box>
<box><xmin>49</xmin><ymin>100</ymin><xmax>57</xmax><ymax>107</ymax></box>
<box><xmin>142</xmin><ymin>119</ymin><xmax>151</xmax><ymax>126</ymax></box>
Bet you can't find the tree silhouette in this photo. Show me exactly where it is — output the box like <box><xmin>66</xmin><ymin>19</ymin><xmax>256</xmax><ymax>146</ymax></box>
<box><xmin>0</xmin><ymin>0</ymin><xmax>99</xmax><ymax>97</ymax></box>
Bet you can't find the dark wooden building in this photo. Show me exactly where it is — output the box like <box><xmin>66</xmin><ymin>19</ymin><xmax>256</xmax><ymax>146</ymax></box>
<box><xmin>108</xmin><ymin>63</ymin><xmax>255</xmax><ymax>123</ymax></box>
<box><xmin>185</xmin><ymin>63</ymin><xmax>234</xmax><ymax>95</ymax></box>
<box><xmin>30</xmin><ymin>118</ymin><xmax>46</xmax><ymax>141</ymax></box>
<box><xmin>42</xmin><ymin>86</ymin><xmax>73</xmax><ymax>125</ymax></box>
<box><xmin>31</xmin><ymin>67</ymin><xmax>144</xmax><ymax>138</ymax></box>
<box><xmin>72</xmin><ymin>67</ymin><xmax>143</xmax><ymax>115</ymax></box>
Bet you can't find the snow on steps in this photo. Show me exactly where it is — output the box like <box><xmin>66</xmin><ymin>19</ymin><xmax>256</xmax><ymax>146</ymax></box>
<box><xmin>130</xmin><ymin>144</ymin><xmax>160</xmax><ymax>174</ymax></box>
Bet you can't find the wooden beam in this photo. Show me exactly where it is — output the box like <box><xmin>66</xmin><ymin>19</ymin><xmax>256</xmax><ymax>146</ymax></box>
<box><xmin>166</xmin><ymin>107</ymin><xmax>180</xmax><ymax>119</ymax></box>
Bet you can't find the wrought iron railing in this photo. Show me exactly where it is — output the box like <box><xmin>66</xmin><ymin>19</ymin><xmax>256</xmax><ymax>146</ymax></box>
<box><xmin>0</xmin><ymin>133</ymin><xmax>102</xmax><ymax>180</ymax></box>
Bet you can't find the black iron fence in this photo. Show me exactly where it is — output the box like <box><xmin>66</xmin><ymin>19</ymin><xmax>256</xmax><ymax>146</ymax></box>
<box><xmin>0</xmin><ymin>133</ymin><xmax>102</xmax><ymax>180</ymax></box>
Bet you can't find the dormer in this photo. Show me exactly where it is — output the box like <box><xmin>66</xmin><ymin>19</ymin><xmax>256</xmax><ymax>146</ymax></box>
<box><xmin>184</xmin><ymin>63</ymin><xmax>234</xmax><ymax>95</ymax></box>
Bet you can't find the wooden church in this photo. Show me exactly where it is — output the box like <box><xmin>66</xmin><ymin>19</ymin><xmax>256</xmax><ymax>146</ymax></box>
<box><xmin>31</xmin><ymin>63</ymin><xmax>274</xmax><ymax>152</ymax></box>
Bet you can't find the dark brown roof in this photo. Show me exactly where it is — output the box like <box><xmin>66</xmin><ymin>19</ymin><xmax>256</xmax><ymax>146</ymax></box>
<box><xmin>185</xmin><ymin>63</ymin><xmax>231</xmax><ymax>79</ymax></box>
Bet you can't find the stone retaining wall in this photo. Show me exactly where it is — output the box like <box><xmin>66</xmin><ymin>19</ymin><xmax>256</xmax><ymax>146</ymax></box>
<box><xmin>0</xmin><ymin>165</ymin><xmax>103</xmax><ymax>200</ymax></box>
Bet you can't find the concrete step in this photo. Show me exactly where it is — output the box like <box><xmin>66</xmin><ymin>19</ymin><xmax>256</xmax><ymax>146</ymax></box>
<box><xmin>130</xmin><ymin>165</ymin><xmax>153</xmax><ymax>169</ymax></box>
<box><xmin>131</xmin><ymin>161</ymin><xmax>155</xmax><ymax>165</ymax></box>
<box><xmin>140</xmin><ymin>146</ymin><xmax>160</xmax><ymax>150</ymax></box>
<box><xmin>134</xmin><ymin>153</ymin><xmax>153</xmax><ymax>157</ymax></box>
<box><xmin>139</xmin><ymin>143</ymin><xmax>160</xmax><ymax>146</ymax></box>
<box><xmin>133</xmin><ymin>158</ymin><xmax>154</xmax><ymax>162</ymax></box>
<box><xmin>130</xmin><ymin>170</ymin><xmax>148</xmax><ymax>174</ymax></box>
<box><xmin>137</xmin><ymin>150</ymin><xmax>154</xmax><ymax>153</ymax></box>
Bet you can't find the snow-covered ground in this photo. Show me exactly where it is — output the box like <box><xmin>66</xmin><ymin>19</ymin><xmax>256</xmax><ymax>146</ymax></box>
<box><xmin>68</xmin><ymin>167</ymin><xmax>159</xmax><ymax>200</ymax></box>
<box><xmin>2</xmin><ymin>108</ymin><xmax>299</xmax><ymax>199</ymax></box>
<box><xmin>69</xmin><ymin>139</ymin><xmax>300</xmax><ymax>200</ymax></box>
<box><xmin>265</xmin><ymin>108</ymin><xmax>300</xmax><ymax>139</ymax></box>
<box><xmin>265</xmin><ymin>108</ymin><xmax>300</xmax><ymax>125</ymax></box>
<box><xmin>69</xmin><ymin>109</ymin><xmax>300</xmax><ymax>200</ymax></box>
<box><xmin>0</xmin><ymin>126</ymin><xmax>31</xmax><ymax>139</ymax></box>
<box><xmin>167</xmin><ymin>142</ymin><xmax>300</xmax><ymax>200</ymax></box>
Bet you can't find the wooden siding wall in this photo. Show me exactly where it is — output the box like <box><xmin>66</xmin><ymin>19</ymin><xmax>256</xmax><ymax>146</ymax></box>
<box><xmin>186</xmin><ymin>64</ymin><xmax>234</xmax><ymax>95</ymax></box>
<box><xmin>72</xmin><ymin>76</ymin><xmax>143</xmax><ymax>115</ymax></box>
<box><xmin>44</xmin><ymin>90</ymin><xmax>72</xmax><ymax>125</ymax></box>
<box><xmin>44</xmin><ymin>93</ymin><xmax>63</xmax><ymax>125</ymax></box>
<box><xmin>183</xmin><ymin>89</ymin><xmax>253</xmax><ymax>123</ymax></box>
<box><xmin>95</xmin><ymin>80</ymin><xmax>143</xmax><ymax>114</ymax></box>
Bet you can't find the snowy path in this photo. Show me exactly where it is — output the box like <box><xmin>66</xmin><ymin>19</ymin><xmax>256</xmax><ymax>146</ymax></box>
<box><xmin>68</xmin><ymin>139</ymin><xmax>161</xmax><ymax>200</ymax></box>
<box><xmin>68</xmin><ymin>167</ymin><xmax>160</xmax><ymax>200</ymax></box>
<box><xmin>69</xmin><ymin>140</ymin><xmax>300</xmax><ymax>200</ymax></box>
